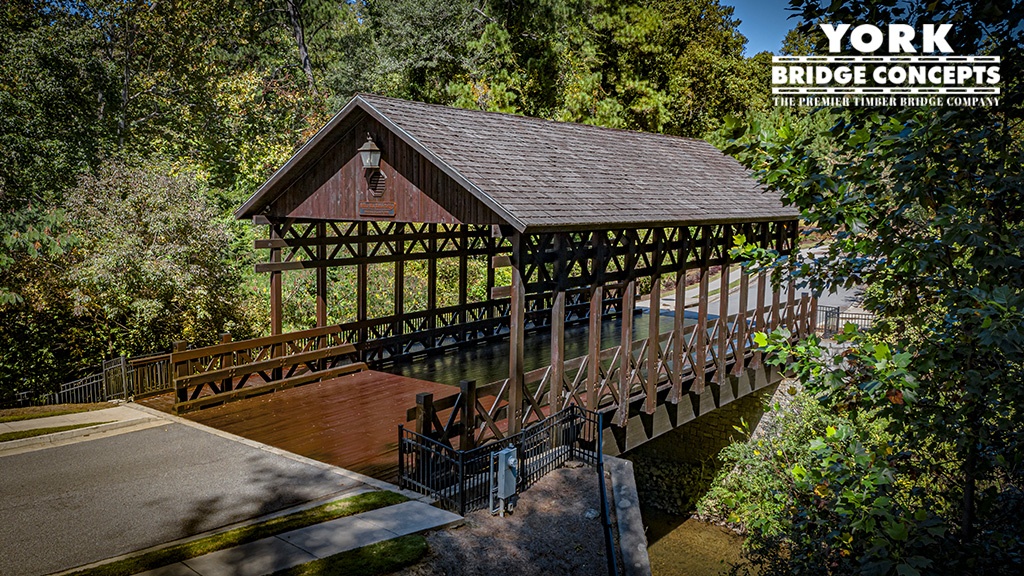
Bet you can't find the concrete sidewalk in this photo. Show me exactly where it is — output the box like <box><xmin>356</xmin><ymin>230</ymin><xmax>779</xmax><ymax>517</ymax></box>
<box><xmin>0</xmin><ymin>404</ymin><xmax>160</xmax><ymax>455</ymax></box>
<box><xmin>139</xmin><ymin>500</ymin><xmax>461</xmax><ymax>576</ymax></box>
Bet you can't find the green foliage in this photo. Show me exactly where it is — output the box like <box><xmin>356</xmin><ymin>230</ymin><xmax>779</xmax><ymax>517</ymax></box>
<box><xmin>705</xmin><ymin>0</ymin><xmax>1024</xmax><ymax>573</ymax></box>
<box><xmin>65</xmin><ymin>158</ymin><xmax>258</xmax><ymax>355</ymax></box>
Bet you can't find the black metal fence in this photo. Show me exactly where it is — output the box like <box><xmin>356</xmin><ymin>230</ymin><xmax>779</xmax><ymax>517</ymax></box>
<box><xmin>818</xmin><ymin>305</ymin><xmax>874</xmax><ymax>337</ymax></box>
<box><xmin>398</xmin><ymin>405</ymin><xmax>600</xmax><ymax>515</ymax></box>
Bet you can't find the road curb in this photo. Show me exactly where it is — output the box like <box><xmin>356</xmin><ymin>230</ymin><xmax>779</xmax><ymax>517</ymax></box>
<box><xmin>0</xmin><ymin>417</ymin><xmax>159</xmax><ymax>455</ymax></box>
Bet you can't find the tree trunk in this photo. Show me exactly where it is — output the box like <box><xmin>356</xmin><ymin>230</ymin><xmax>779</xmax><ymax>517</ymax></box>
<box><xmin>284</xmin><ymin>0</ymin><xmax>318</xmax><ymax>96</ymax></box>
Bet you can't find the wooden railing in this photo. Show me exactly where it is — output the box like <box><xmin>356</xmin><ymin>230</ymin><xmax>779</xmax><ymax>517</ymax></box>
<box><xmin>170</xmin><ymin>325</ymin><xmax>366</xmax><ymax>413</ymax></box>
<box><xmin>410</xmin><ymin>293</ymin><xmax>816</xmax><ymax>449</ymax></box>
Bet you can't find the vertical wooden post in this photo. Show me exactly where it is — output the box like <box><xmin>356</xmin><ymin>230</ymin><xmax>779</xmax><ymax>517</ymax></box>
<box><xmin>616</xmin><ymin>279</ymin><xmax>635</xmax><ymax>426</ymax></box>
<box><xmin>316</xmin><ymin>222</ymin><xmax>328</xmax><ymax>328</ymax></box>
<box><xmin>459</xmin><ymin>380</ymin><xmax>477</xmax><ymax>450</ymax></box>
<box><xmin>357</xmin><ymin>222</ymin><xmax>368</xmax><ymax>350</ymax></box>
<box><xmin>550</xmin><ymin>234</ymin><xmax>567</xmax><ymax>412</ymax></box>
<box><xmin>507</xmin><ymin>233</ymin><xmax>526</xmax><ymax>435</ymax></box>
<box><xmin>799</xmin><ymin>292</ymin><xmax>810</xmax><ymax>338</ymax></box>
<box><xmin>715</xmin><ymin>238</ymin><xmax>731</xmax><ymax>384</ymax></box>
<box><xmin>428</xmin><ymin>224</ymin><xmax>438</xmax><ymax>334</ymax></box>
<box><xmin>771</xmin><ymin>278</ymin><xmax>782</xmax><ymax>330</ymax></box>
<box><xmin>587</xmin><ymin>231</ymin><xmax>605</xmax><ymax>411</ymax></box>
<box><xmin>486</xmin><ymin>233</ymin><xmax>496</xmax><ymax>320</ymax></box>
<box><xmin>395</xmin><ymin>223</ymin><xmax>405</xmax><ymax>338</ymax></box>
<box><xmin>733</xmin><ymin>269</ymin><xmax>749</xmax><ymax>376</ymax></box>
<box><xmin>270</xmin><ymin>225</ymin><xmax>283</xmax><ymax>336</ymax></box>
<box><xmin>173</xmin><ymin>340</ymin><xmax>188</xmax><ymax>404</ymax></box>
<box><xmin>670</xmin><ymin>255</ymin><xmax>686</xmax><ymax>403</ymax></box>
<box><xmin>645</xmin><ymin>273</ymin><xmax>660</xmax><ymax>415</ymax></box>
<box><xmin>786</xmin><ymin>277</ymin><xmax>796</xmax><ymax>333</ymax></box>
<box><xmin>810</xmin><ymin>293</ymin><xmax>819</xmax><ymax>333</ymax></box>
<box><xmin>458</xmin><ymin>226</ymin><xmax>469</xmax><ymax>325</ymax></box>
<box><xmin>219</xmin><ymin>333</ymin><xmax>233</xmax><ymax>392</ymax></box>
<box><xmin>694</xmin><ymin>268</ymin><xmax>709</xmax><ymax>394</ymax></box>
<box><xmin>751</xmin><ymin>271</ymin><xmax>767</xmax><ymax>369</ymax></box>
<box><xmin>415</xmin><ymin>392</ymin><xmax>434</xmax><ymax>437</ymax></box>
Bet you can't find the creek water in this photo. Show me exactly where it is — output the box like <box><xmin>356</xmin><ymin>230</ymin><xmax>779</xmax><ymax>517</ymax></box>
<box><xmin>641</xmin><ymin>504</ymin><xmax>747</xmax><ymax>576</ymax></box>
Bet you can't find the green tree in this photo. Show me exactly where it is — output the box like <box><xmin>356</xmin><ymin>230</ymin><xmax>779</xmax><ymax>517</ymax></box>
<box><xmin>707</xmin><ymin>0</ymin><xmax>1024</xmax><ymax>573</ymax></box>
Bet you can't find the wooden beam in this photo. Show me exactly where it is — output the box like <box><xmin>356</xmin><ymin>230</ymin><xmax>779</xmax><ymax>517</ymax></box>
<box><xmin>645</xmin><ymin>276</ymin><xmax>660</xmax><ymax>414</ymax></box>
<box><xmin>316</xmin><ymin>223</ymin><xmax>328</xmax><ymax>328</ymax></box>
<box><xmin>751</xmin><ymin>271</ymin><xmax>767</xmax><ymax>369</ymax></box>
<box><xmin>508</xmin><ymin>233</ymin><xmax>526</xmax><ymax>435</ymax></box>
<box><xmin>670</xmin><ymin>259</ymin><xmax>686</xmax><ymax>403</ymax></box>
<box><xmin>428</xmin><ymin>224</ymin><xmax>437</xmax><ymax>332</ymax></box>
<box><xmin>270</xmin><ymin>226</ymin><xmax>283</xmax><ymax>336</ymax></box>
<box><xmin>616</xmin><ymin>279</ymin><xmax>635</xmax><ymax>427</ymax></box>
<box><xmin>587</xmin><ymin>231</ymin><xmax>606</xmax><ymax>411</ymax></box>
<box><xmin>394</xmin><ymin>223</ymin><xmax>405</xmax><ymax>337</ymax></box>
<box><xmin>550</xmin><ymin>233</ymin><xmax>567</xmax><ymax>412</ymax></box>
<box><xmin>715</xmin><ymin>263</ymin><xmax>730</xmax><ymax>383</ymax></box>
<box><xmin>733</xmin><ymin>268</ymin><xmax>749</xmax><ymax>376</ymax></box>
<box><xmin>694</xmin><ymin>268</ymin><xmax>709</xmax><ymax>394</ymax></box>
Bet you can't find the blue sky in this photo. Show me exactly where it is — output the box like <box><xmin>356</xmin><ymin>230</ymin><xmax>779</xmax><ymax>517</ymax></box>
<box><xmin>723</xmin><ymin>0</ymin><xmax>800</xmax><ymax>55</ymax></box>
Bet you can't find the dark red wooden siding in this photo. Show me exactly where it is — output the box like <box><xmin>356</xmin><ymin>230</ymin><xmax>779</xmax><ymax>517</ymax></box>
<box><xmin>267</xmin><ymin>111</ymin><xmax>502</xmax><ymax>225</ymax></box>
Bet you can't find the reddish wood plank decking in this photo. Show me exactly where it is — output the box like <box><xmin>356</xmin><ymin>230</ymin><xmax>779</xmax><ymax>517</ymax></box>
<box><xmin>143</xmin><ymin>370</ymin><xmax>454</xmax><ymax>482</ymax></box>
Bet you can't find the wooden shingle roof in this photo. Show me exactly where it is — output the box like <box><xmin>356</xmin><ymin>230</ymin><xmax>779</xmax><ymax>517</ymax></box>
<box><xmin>237</xmin><ymin>94</ymin><xmax>796</xmax><ymax>232</ymax></box>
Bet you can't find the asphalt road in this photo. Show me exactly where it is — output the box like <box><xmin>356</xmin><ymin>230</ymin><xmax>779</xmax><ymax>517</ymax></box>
<box><xmin>0</xmin><ymin>422</ymin><xmax>359</xmax><ymax>576</ymax></box>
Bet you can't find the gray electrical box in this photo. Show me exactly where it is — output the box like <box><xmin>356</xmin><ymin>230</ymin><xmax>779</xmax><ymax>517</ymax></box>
<box><xmin>490</xmin><ymin>446</ymin><xmax>519</xmax><ymax>516</ymax></box>
<box><xmin>495</xmin><ymin>446</ymin><xmax>518</xmax><ymax>499</ymax></box>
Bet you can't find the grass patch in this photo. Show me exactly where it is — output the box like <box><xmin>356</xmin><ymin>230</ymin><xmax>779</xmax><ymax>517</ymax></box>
<box><xmin>69</xmin><ymin>490</ymin><xmax>409</xmax><ymax>576</ymax></box>
<box><xmin>0</xmin><ymin>403</ymin><xmax>113</xmax><ymax>423</ymax></box>
<box><xmin>273</xmin><ymin>534</ymin><xmax>428</xmax><ymax>576</ymax></box>
<box><xmin>0</xmin><ymin>422</ymin><xmax>113</xmax><ymax>442</ymax></box>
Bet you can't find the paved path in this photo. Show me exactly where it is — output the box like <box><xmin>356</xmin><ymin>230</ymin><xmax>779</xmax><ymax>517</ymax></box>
<box><xmin>0</xmin><ymin>407</ymin><xmax>384</xmax><ymax>576</ymax></box>
<box><xmin>138</xmin><ymin>501</ymin><xmax>461</xmax><ymax>576</ymax></box>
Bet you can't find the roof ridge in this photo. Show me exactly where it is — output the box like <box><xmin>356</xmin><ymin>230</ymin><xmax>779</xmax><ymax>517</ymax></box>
<box><xmin>353</xmin><ymin>92</ymin><xmax>712</xmax><ymax>145</ymax></box>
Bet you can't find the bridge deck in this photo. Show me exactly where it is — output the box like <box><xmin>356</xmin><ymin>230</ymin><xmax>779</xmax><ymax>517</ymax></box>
<box><xmin>142</xmin><ymin>370</ymin><xmax>453</xmax><ymax>481</ymax></box>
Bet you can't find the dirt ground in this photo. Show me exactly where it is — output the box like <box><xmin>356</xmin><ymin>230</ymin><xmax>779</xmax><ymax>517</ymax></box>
<box><xmin>396</xmin><ymin>463</ymin><xmax>610</xmax><ymax>576</ymax></box>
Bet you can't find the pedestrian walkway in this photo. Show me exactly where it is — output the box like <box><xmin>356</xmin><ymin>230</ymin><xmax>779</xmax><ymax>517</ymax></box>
<box><xmin>0</xmin><ymin>404</ymin><xmax>160</xmax><ymax>455</ymax></box>
<box><xmin>139</xmin><ymin>500</ymin><xmax>461</xmax><ymax>576</ymax></box>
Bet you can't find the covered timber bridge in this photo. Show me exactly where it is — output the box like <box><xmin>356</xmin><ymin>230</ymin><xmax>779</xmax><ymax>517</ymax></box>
<box><xmin>160</xmin><ymin>94</ymin><xmax>814</xmax><ymax>478</ymax></box>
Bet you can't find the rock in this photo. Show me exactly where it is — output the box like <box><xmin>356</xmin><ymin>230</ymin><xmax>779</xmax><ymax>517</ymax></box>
<box><xmin>584</xmin><ymin>508</ymin><xmax>600</xmax><ymax>520</ymax></box>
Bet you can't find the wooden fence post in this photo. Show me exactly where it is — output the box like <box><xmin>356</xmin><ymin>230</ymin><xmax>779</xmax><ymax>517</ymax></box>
<box><xmin>173</xmin><ymin>340</ymin><xmax>188</xmax><ymax>404</ymax></box>
<box><xmin>220</xmin><ymin>333</ymin><xmax>233</xmax><ymax>392</ymax></box>
<box><xmin>460</xmin><ymin>380</ymin><xmax>477</xmax><ymax>450</ymax></box>
<box><xmin>416</xmin><ymin>392</ymin><xmax>434</xmax><ymax>438</ymax></box>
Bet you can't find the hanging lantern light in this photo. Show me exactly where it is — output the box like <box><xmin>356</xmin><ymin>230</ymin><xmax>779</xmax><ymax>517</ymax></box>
<box><xmin>358</xmin><ymin>134</ymin><xmax>381</xmax><ymax>170</ymax></box>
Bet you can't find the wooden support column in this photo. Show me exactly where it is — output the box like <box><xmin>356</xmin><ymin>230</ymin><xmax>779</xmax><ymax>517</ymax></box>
<box><xmin>751</xmin><ymin>271</ymin><xmax>767</xmax><ymax>369</ymax></box>
<box><xmin>219</xmin><ymin>333</ymin><xmax>233</xmax><ymax>391</ymax></box>
<box><xmin>587</xmin><ymin>231</ymin><xmax>605</xmax><ymax>411</ymax></box>
<box><xmin>799</xmin><ymin>292</ymin><xmax>810</xmax><ymax>338</ymax></box>
<box><xmin>810</xmin><ymin>293</ymin><xmax>819</xmax><ymax>333</ymax></box>
<box><xmin>458</xmin><ymin>225</ymin><xmax>469</xmax><ymax>324</ymax></box>
<box><xmin>507</xmin><ymin>232</ymin><xmax>526</xmax><ymax>435</ymax></box>
<box><xmin>771</xmin><ymin>278</ymin><xmax>782</xmax><ymax>330</ymax></box>
<box><xmin>428</xmin><ymin>224</ymin><xmax>438</xmax><ymax>332</ymax></box>
<box><xmin>645</xmin><ymin>271</ymin><xmax>660</xmax><ymax>414</ymax></box>
<box><xmin>616</xmin><ymin>279</ymin><xmax>636</xmax><ymax>427</ymax></box>
<box><xmin>173</xmin><ymin>340</ymin><xmax>188</xmax><ymax>404</ymax></box>
<box><xmin>459</xmin><ymin>380</ymin><xmax>477</xmax><ymax>450</ymax></box>
<box><xmin>715</xmin><ymin>227</ymin><xmax>731</xmax><ymax>384</ymax></box>
<box><xmin>733</xmin><ymin>268</ymin><xmax>750</xmax><ymax>376</ymax></box>
<box><xmin>550</xmin><ymin>233</ymin><xmax>567</xmax><ymax>412</ymax></box>
<box><xmin>486</xmin><ymin>234</ymin><xmax>496</xmax><ymax>320</ymax></box>
<box><xmin>786</xmin><ymin>277</ymin><xmax>796</xmax><ymax>332</ymax></box>
<box><xmin>316</xmin><ymin>222</ymin><xmax>328</xmax><ymax>328</ymax></box>
<box><xmin>694</xmin><ymin>268</ymin><xmax>709</xmax><ymax>394</ymax></box>
<box><xmin>269</xmin><ymin>224</ymin><xmax>283</xmax><ymax>336</ymax></box>
<box><xmin>415</xmin><ymin>392</ymin><xmax>434</xmax><ymax>437</ymax></box>
<box><xmin>356</xmin><ymin>222</ymin><xmax>369</xmax><ymax>351</ymax></box>
<box><xmin>394</xmin><ymin>223</ymin><xmax>405</xmax><ymax>339</ymax></box>
<box><xmin>670</xmin><ymin>255</ymin><xmax>687</xmax><ymax>404</ymax></box>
